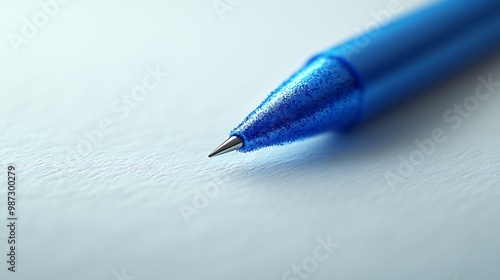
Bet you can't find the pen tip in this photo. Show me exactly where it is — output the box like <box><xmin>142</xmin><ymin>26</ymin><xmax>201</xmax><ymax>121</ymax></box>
<box><xmin>208</xmin><ymin>136</ymin><xmax>244</xmax><ymax>158</ymax></box>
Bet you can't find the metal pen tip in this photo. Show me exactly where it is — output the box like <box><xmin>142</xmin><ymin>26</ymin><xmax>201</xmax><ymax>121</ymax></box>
<box><xmin>208</xmin><ymin>136</ymin><xmax>244</xmax><ymax>158</ymax></box>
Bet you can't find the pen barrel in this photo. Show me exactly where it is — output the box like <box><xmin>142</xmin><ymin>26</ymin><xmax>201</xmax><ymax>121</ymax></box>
<box><xmin>322</xmin><ymin>0</ymin><xmax>500</xmax><ymax>121</ymax></box>
<box><xmin>230</xmin><ymin>0</ymin><xmax>500</xmax><ymax>153</ymax></box>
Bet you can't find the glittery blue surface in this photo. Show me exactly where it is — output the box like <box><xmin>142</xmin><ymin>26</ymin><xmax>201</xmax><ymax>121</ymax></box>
<box><xmin>231</xmin><ymin>0</ymin><xmax>500</xmax><ymax>153</ymax></box>
<box><xmin>231</xmin><ymin>57</ymin><xmax>362</xmax><ymax>152</ymax></box>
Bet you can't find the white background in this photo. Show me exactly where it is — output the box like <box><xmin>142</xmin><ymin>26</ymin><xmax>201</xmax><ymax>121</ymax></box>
<box><xmin>1</xmin><ymin>0</ymin><xmax>500</xmax><ymax>279</ymax></box>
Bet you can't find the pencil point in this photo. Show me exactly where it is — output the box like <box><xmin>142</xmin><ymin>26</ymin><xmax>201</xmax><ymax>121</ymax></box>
<box><xmin>208</xmin><ymin>136</ymin><xmax>244</xmax><ymax>158</ymax></box>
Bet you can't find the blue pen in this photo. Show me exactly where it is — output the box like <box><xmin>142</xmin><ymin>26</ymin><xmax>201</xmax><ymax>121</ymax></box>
<box><xmin>208</xmin><ymin>0</ymin><xmax>500</xmax><ymax>157</ymax></box>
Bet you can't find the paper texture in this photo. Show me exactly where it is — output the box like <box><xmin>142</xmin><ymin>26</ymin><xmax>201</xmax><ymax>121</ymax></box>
<box><xmin>1</xmin><ymin>0</ymin><xmax>499</xmax><ymax>279</ymax></box>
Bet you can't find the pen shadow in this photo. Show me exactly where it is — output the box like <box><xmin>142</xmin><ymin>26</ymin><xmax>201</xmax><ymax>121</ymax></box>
<box><xmin>236</xmin><ymin>51</ymin><xmax>500</xmax><ymax>178</ymax></box>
